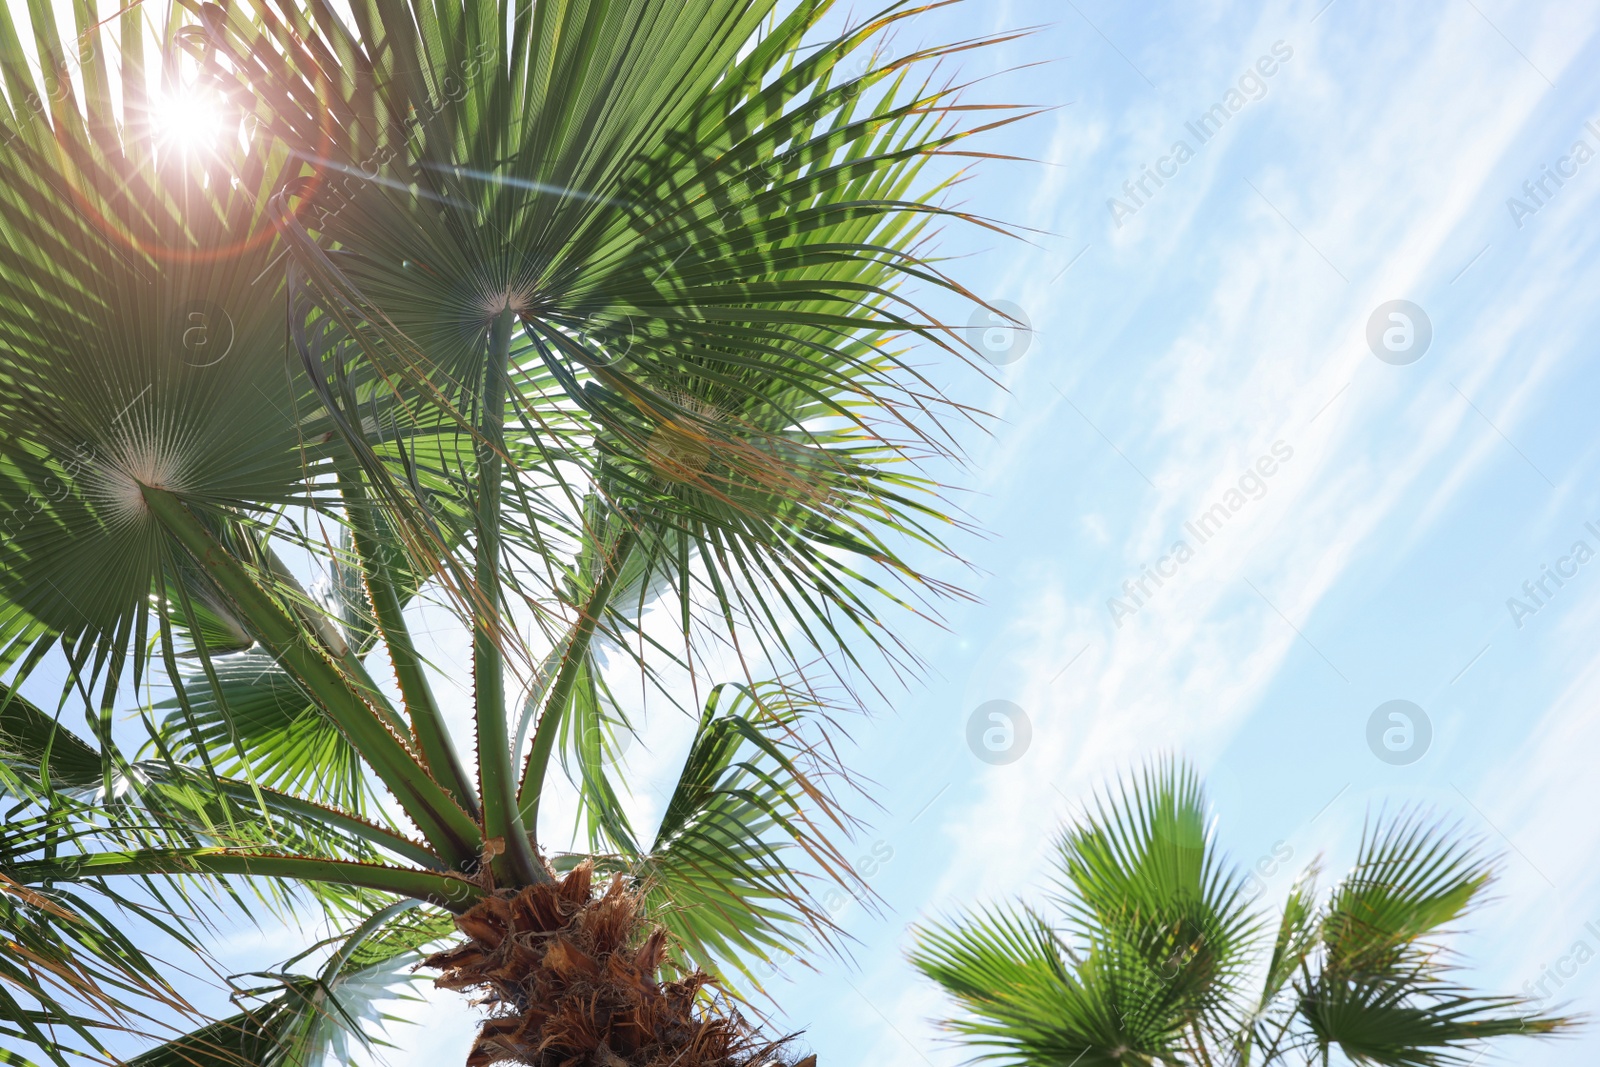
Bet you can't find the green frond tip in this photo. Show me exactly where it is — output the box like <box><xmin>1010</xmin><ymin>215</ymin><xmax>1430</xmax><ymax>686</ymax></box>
<box><xmin>125</xmin><ymin>902</ymin><xmax>456</xmax><ymax>1067</ymax></box>
<box><xmin>914</xmin><ymin>758</ymin><xmax>1583</xmax><ymax>1067</ymax></box>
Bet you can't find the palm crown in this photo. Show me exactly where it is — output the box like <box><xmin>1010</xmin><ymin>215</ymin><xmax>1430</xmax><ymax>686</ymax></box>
<box><xmin>0</xmin><ymin>1</ymin><xmax>1024</xmax><ymax>1064</ymax></box>
<box><xmin>911</xmin><ymin>760</ymin><xmax>1578</xmax><ymax>1067</ymax></box>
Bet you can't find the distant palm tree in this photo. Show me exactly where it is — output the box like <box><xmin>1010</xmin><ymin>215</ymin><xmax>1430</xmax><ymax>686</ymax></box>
<box><xmin>912</xmin><ymin>760</ymin><xmax>1577</xmax><ymax>1066</ymax></box>
<box><xmin>0</xmin><ymin>1</ymin><xmax>1024</xmax><ymax>1065</ymax></box>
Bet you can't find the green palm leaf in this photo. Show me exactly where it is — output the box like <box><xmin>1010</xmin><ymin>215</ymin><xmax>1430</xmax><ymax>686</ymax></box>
<box><xmin>1051</xmin><ymin>758</ymin><xmax>1261</xmax><ymax>1033</ymax></box>
<box><xmin>195</xmin><ymin>0</ymin><xmax>1017</xmax><ymax>683</ymax></box>
<box><xmin>599</xmin><ymin>682</ymin><xmax>866</xmax><ymax>990</ymax></box>
<box><xmin>153</xmin><ymin>650</ymin><xmax>368</xmax><ymax>811</ymax></box>
<box><xmin>0</xmin><ymin>6</ymin><xmax>323</xmax><ymax>696</ymax></box>
<box><xmin>1295</xmin><ymin>813</ymin><xmax>1575</xmax><ymax>1065</ymax></box>
<box><xmin>127</xmin><ymin>902</ymin><xmax>456</xmax><ymax>1067</ymax></box>
<box><xmin>912</xmin><ymin>903</ymin><xmax>1194</xmax><ymax>1066</ymax></box>
<box><xmin>1300</xmin><ymin>977</ymin><xmax>1566</xmax><ymax>1067</ymax></box>
<box><xmin>0</xmin><ymin>873</ymin><xmax>195</xmax><ymax>1067</ymax></box>
<box><xmin>0</xmin><ymin>680</ymin><xmax>101</xmax><ymax>788</ymax></box>
<box><xmin>1323</xmin><ymin>812</ymin><xmax>1487</xmax><ymax>979</ymax></box>
<box><xmin>916</xmin><ymin>762</ymin><xmax>1580</xmax><ymax>1067</ymax></box>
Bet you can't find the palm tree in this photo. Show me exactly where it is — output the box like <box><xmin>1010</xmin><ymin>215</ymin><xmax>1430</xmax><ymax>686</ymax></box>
<box><xmin>0</xmin><ymin>1</ymin><xmax>1025</xmax><ymax>1064</ymax></box>
<box><xmin>911</xmin><ymin>760</ymin><xmax>1578</xmax><ymax>1066</ymax></box>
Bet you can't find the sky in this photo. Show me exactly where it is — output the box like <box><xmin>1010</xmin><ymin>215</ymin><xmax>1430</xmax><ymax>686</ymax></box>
<box><xmin>11</xmin><ymin>0</ymin><xmax>1600</xmax><ymax>1064</ymax></box>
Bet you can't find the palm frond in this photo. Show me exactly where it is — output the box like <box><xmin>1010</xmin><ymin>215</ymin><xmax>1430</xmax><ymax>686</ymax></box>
<box><xmin>1323</xmin><ymin>812</ymin><xmax>1488</xmax><ymax>979</ymax></box>
<box><xmin>1300</xmin><ymin>977</ymin><xmax>1572</xmax><ymax>1067</ymax></box>
<box><xmin>1297</xmin><ymin>810</ymin><xmax>1579</xmax><ymax>1065</ymax></box>
<box><xmin>126</xmin><ymin>901</ymin><xmax>457</xmax><ymax>1067</ymax></box>
<box><xmin>915</xmin><ymin>764</ymin><xmax>1581</xmax><ymax>1067</ymax></box>
<box><xmin>0</xmin><ymin>0</ymin><xmax>1024</xmax><ymax>1062</ymax></box>
<box><xmin>911</xmin><ymin>903</ymin><xmax>1189</xmax><ymax>1067</ymax></box>
<box><xmin>152</xmin><ymin>650</ymin><xmax>368</xmax><ymax>812</ymax></box>
<box><xmin>1051</xmin><ymin>758</ymin><xmax>1261</xmax><ymax>1032</ymax></box>
<box><xmin>616</xmin><ymin>682</ymin><xmax>865</xmax><ymax>991</ymax></box>
<box><xmin>0</xmin><ymin>0</ymin><xmax>322</xmax><ymax>702</ymax></box>
<box><xmin>193</xmin><ymin>0</ymin><xmax>1018</xmax><ymax>699</ymax></box>
<box><xmin>0</xmin><ymin>873</ymin><xmax>195</xmax><ymax>1067</ymax></box>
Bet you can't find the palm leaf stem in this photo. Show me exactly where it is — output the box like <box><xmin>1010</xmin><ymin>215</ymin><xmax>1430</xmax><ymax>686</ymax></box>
<box><xmin>337</xmin><ymin>465</ymin><xmax>479</xmax><ymax>818</ymax></box>
<box><xmin>203</xmin><ymin>779</ymin><xmax>443</xmax><ymax>870</ymax></box>
<box><xmin>259</xmin><ymin>544</ymin><xmax>413</xmax><ymax>740</ymax></box>
<box><xmin>516</xmin><ymin>526</ymin><xmax>638</xmax><ymax>842</ymax></box>
<box><xmin>473</xmin><ymin>306</ymin><xmax>541</xmax><ymax>886</ymax></box>
<box><xmin>260</xmin><ymin>547</ymin><xmax>353</xmax><ymax>659</ymax></box>
<box><xmin>9</xmin><ymin>850</ymin><xmax>475</xmax><ymax>910</ymax></box>
<box><xmin>139</xmin><ymin>486</ymin><xmax>481</xmax><ymax>870</ymax></box>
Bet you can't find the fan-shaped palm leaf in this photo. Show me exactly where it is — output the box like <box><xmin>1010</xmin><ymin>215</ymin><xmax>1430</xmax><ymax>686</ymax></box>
<box><xmin>914</xmin><ymin>761</ymin><xmax>1579</xmax><ymax>1067</ymax></box>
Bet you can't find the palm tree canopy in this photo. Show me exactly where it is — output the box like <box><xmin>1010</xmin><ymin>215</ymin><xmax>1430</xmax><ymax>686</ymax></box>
<box><xmin>0</xmin><ymin>1</ymin><xmax>1027</xmax><ymax>1064</ymax></box>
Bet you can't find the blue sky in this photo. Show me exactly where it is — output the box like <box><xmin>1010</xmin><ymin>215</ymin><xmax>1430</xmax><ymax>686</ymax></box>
<box><xmin>13</xmin><ymin>0</ymin><xmax>1600</xmax><ymax>1064</ymax></box>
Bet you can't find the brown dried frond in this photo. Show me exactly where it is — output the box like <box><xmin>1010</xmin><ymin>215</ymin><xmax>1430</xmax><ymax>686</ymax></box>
<box><xmin>424</xmin><ymin>861</ymin><xmax>799</xmax><ymax>1067</ymax></box>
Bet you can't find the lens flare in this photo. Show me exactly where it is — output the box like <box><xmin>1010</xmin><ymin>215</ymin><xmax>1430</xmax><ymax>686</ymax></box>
<box><xmin>148</xmin><ymin>84</ymin><xmax>231</xmax><ymax>158</ymax></box>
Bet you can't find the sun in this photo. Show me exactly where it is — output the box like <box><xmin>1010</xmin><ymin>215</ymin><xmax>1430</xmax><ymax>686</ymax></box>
<box><xmin>147</xmin><ymin>83</ymin><xmax>233</xmax><ymax>159</ymax></box>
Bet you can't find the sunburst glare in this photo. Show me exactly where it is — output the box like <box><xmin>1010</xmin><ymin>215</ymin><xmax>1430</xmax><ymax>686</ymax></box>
<box><xmin>147</xmin><ymin>82</ymin><xmax>233</xmax><ymax>160</ymax></box>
